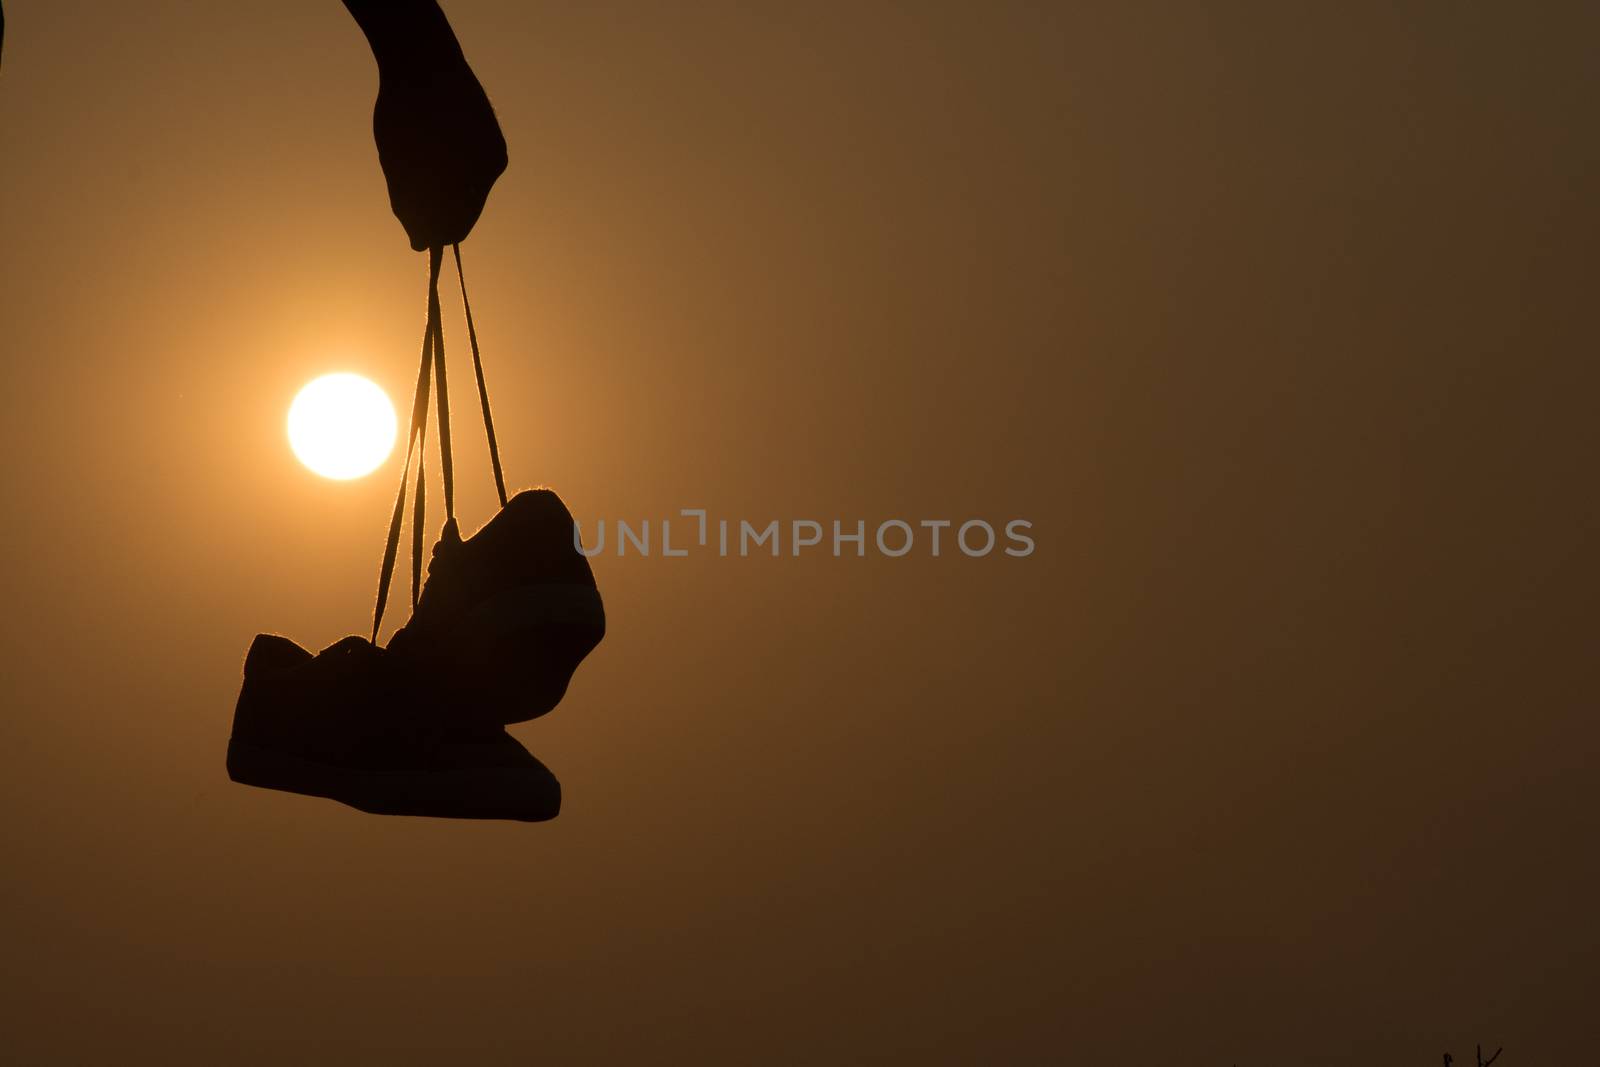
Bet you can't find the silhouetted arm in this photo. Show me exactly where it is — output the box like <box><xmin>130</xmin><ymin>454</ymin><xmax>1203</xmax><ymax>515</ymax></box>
<box><xmin>0</xmin><ymin>1</ymin><xmax>503</xmax><ymax>248</ymax></box>
<box><xmin>342</xmin><ymin>0</ymin><xmax>508</xmax><ymax>251</ymax></box>
<box><xmin>343</xmin><ymin>0</ymin><xmax>465</xmax><ymax>78</ymax></box>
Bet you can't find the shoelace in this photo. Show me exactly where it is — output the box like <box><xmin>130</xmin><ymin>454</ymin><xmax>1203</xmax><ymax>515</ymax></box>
<box><xmin>370</xmin><ymin>244</ymin><xmax>508</xmax><ymax>642</ymax></box>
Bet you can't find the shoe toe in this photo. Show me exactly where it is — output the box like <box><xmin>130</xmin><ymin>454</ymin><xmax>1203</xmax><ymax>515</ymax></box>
<box><xmin>433</xmin><ymin>731</ymin><xmax>562</xmax><ymax>821</ymax></box>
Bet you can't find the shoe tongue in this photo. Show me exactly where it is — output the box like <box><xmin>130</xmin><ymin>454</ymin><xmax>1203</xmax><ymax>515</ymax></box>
<box><xmin>428</xmin><ymin>518</ymin><xmax>465</xmax><ymax>574</ymax></box>
<box><xmin>321</xmin><ymin>635</ymin><xmax>377</xmax><ymax>657</ymax></box>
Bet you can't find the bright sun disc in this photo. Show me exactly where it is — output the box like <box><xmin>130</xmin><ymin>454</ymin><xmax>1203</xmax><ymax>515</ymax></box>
<box><xmin>287</xmin><ymin>373</ymin><xmax>397</xmax><ymax>480</ymax></box>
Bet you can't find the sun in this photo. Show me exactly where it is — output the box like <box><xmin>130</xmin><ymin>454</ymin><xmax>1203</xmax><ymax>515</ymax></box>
<box><xmin>287</xmin><ymin>373</ymin><xmax>398</xmax><ymax>480</ymax></box>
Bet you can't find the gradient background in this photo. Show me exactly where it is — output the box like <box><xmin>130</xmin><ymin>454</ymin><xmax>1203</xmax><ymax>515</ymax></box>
<box><xmin>1</xmin><ymin>2</ymin><xmax>1596</xmax><ymax>1062</ymax></box>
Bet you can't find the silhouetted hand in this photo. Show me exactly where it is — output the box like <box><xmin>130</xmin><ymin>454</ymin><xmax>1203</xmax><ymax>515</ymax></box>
<box><xmin>344</xmin><ymin>1</ymin><xmax>507</xmax><ymax>251</ymax></box>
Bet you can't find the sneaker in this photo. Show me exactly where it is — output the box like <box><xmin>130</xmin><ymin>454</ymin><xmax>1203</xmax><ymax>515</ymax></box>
<box><xmin>387</xmin><ymin>488</ymin><xmax>605</xmax><ymax>725</ymax></box>
<box><xmin>226</xmin><ymin>633</ymin><xmax>561</xmax><ymax>821</ymax></box>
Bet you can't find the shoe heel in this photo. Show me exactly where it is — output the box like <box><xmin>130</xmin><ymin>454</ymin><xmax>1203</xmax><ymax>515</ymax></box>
<box><xmin>226</xmin><ymin>737</ymin><xmax>336</xmax><ymax>801</ymax></box>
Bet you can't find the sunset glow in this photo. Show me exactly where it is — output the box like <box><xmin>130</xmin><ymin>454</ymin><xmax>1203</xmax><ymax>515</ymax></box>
<box><xmin>287</xmin><ymin>373</ymin><xmax>397</xmax><ymax>480</ymax></box>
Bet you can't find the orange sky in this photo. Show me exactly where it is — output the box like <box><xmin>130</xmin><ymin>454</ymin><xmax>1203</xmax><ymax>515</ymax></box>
<box><xmin>1</xmin><ymin>2</ymin><xmax>1596</xmax><ymax>1062</ymax></box>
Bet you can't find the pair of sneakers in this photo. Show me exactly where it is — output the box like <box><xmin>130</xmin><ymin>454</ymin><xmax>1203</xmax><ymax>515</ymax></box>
<box><xmin>227</xmin><ymin>489</ymin><xmax>604</xmax><ymax>821</ymax></box>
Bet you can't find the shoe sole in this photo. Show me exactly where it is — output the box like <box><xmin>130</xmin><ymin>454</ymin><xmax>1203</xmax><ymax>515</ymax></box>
<box><xmin>226</xmin><ymin>738</ymin><xmax>560</xmax><ymax>822</ymax></box>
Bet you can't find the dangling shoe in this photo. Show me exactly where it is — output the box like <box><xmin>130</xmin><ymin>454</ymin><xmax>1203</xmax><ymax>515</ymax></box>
<box><xmin>226</xmin><ymin>633</ymin><xmax>561</xmax><ymax>821</ymax></box>
<box><xmin>387</xmin><ymin>487</ymin><xmax>605</xmax><ymax>725</ymax></box>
